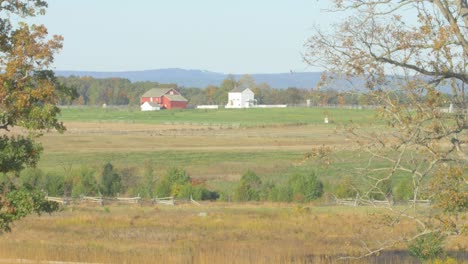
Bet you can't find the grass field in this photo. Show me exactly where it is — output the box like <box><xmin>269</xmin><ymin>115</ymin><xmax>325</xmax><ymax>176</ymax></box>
<box><xmin>35</xmin><ymin>107</ymin><xmax>377</xmax><ymax>194</ymax></box>
<box><xmin>30</xmin><ymin>107</ymin><xmax>418</xmax><ymax>195</ymax></box>
<box><xmin>2</xmin><ymin>107</ymin><xmax>465</xmax><ymax>263</ymax></box>
<box><xmin>59</xmin><ymin>107</ymin><xmax>378</xmax><ymax>126</ymax></box>
<box><xmin>2</xmin><ymin>204</ymin><xmax>465</xmax><ymax>264</ymax></box>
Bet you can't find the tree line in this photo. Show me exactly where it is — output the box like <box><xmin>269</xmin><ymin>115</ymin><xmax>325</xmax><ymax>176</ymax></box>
<box><xmin>58</xmin><ymin>75</ymin><xmax>411</xmax><ymax>107</ymax></box>
<box><xmin>9</xmin><ymin>162</ymin><xmax>327</xmax><ymax>204</ymax></box>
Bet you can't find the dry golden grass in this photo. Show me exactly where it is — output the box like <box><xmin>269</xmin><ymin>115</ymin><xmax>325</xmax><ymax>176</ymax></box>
<box><xmin>0</xmin><ymin>204</ymin><xmax>465</xmax><ymax>263</ymax></box>
<box><xmin>39</xmin><ymin>122</ymin><xmax>350</xmax><ymax>153</ymax></box>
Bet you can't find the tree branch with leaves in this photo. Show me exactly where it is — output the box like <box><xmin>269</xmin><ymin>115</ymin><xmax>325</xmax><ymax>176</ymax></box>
<box><xmin>306</xmin><ymin>0</ymin><xmax>467</xmax><ymax>260</ymax></box>
<box><xmin>0</xmin><ymin>0</ymin><xmax>75</xmax><ymax>233</ymax></box>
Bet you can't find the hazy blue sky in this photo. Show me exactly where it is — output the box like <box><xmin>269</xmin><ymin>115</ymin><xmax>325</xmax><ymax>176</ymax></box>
<box><xmin>31</xmin><ymin>1</ymin><xmax>338</xmax><ymax>74</ymax></box>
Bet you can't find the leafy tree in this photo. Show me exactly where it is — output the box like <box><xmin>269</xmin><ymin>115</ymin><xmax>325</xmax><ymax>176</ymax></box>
<box><xmin>119</xmin><ymin>166</ymin><xmax>139</xmax><ymax>195</ymax></box>
<box><xmin>408</xmin><ymin>232</ymin><xmax>445</xmax><ymax>261</ymax></box>
<box><xmin>0</xmin><ymin>0</ymin><xmax>74</xmax><ymax>232</ymax></box>
<box><xmin>266</xmin><ymin>173</ymin><xmax>324</xmax><ymax>203</ymax></box>
<box><xmin>71</xmin><ymin>167</ymin><xmax>99</xmax><ymax>198</ymax></box>
<box><xmin>100</xmin><ymin>163</ymin><xmax>122</xmax><ymax>197</ymax></box>
<box><xmin>154</xmin><ymin>168</ymin><xmax>190</xmax><ymax>197</ymax></box>
<box><xmin>392</xmin><ymin>177</ymin><xmax>413</xmax><ymax>202</ymax></box>
<box><xmin>234</xmin><ymin>170</ymin><xmax>262</xmax><ymax>202</ymax></box>
<box><xmin>237</xmin><ymin>74</ymin><xmax>256</xmax><ymax>89</ymax></box>
<box><xmin>288</xmin><ymin>172</ymin><xmax>323</xmax><ymax>202</ymax></box>
<box><xmin>306</xmin><ymin>0</ymin><xmax>467</xmax><ymax>257</ymax></box>
<box><xmin>335</xmin><ymin>176</ymin><xmax>358</xmax><ymax>199</ymax></box>
<box><xmin>42</xmin><ymin>172</ymin><xmax>65</xmax><ymax>197</ymax></box>
<box><xmin>137</xmin><ymin>161</ymin><xmax>157</xmax><ymax>198</ymax></box>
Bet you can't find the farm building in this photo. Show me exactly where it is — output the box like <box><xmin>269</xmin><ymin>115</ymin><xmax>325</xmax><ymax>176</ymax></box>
<box><xmin>225</xmin><ymin>87</ymin><xmax>255</xmax><ymax>108</ymax></box>
<box><xmin>140</xmin><ymin>101</ymin><xmax>160</xmax><ymax>111</ymax></box>
<box><xmin>140</xmin><ymin>88</ymin><xmax>188</xmax><ymax>110</ymax></box>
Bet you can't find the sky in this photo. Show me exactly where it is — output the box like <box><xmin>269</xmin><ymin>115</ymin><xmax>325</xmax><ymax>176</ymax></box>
<box><xmin>30</xmin><ymin>0</ymin><xmax>339</xmax><ymax>74</ymax></box>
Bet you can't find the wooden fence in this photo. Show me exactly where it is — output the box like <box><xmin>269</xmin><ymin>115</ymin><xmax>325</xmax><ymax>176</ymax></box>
<box><xmin>334</xmin><ymin>195</ymin><xmax>431</xmax><ymax>207</ymax></box>
<box><xmin>46</xmin><ymin>195</ymin><xmax>201</xmax><ymax>207</ymax></box>
<box><xmin>152</xmin><ymin>197</ymin><xmax>175</xmax><ymax>206</ymax></box>
<box><xmin>408</xmin><ymin>199</ymin><xmax>431</xmax><ymax>206</ymax></box>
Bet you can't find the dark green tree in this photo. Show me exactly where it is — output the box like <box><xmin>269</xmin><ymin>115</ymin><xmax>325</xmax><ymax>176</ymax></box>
<box><xmin>100</xmin><ymin>163</ymin><xmax>122</xmax><ymax>197</ymax></box>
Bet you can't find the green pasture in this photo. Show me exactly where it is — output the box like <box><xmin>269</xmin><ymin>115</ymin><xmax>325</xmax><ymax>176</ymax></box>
<box><xmin>34</xmin><ymin>106</ymin><xmax>414</xmax><ymax>197</ymax></box>
<box><xmin>38</xmin><ymin>147</ymin><xmax>410</xmax><ymax>195</ymax></box>
<box><xmin>59</xmin><ymin>107</ymin><xmax>378</xmax><ymax>126</ymax></box>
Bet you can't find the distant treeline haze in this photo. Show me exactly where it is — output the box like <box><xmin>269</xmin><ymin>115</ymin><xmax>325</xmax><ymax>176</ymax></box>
<box><xmin>58</xmin><ymin>75</ymin><xmax>392</xmax><ymax>106</ymax></box>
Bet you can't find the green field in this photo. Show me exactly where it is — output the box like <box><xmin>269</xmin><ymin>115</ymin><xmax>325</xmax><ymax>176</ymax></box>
<box><xmin>31</xmin><ymin>107</ymin><xmax>383</xmax><ymax>195</ymax></box>
<box><xmin>59</xmin><ymin>107</ymin><xmax>378</xmax><ymax>126</ymax></box>
<box><xmin>29</xmin><ymin>107</ymin><xmax>392</xmax><ymax>195</ymax></box>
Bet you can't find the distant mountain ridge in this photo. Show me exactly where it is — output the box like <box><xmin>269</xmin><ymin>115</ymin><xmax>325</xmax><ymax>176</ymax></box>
<box><xmin>55</xmin><ymin>68</ymin><xmax>323</xmax><ymax>89</ymax></box>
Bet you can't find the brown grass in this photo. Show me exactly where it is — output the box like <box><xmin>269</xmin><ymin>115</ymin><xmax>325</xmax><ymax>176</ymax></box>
<box><xmin>38</xmin><ymin>122</ymin><xmax>350</xmax><ymax>153</ymax></box>
<box><xmin>0</xmin><ymin>204</ymin><xmax>465</xmax><ymax>263</ymax></box>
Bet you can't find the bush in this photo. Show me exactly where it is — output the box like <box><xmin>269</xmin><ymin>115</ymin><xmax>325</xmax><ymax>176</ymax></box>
<box><xmin>153</xmin><ymin>168</ymin><xmax>218</xmax><ymax>200</ymax></box>
<box><xmin>119</xmin><ymin>167</ymin><xmax>139</xmax><ymax>195</ymax></box>
<box><xmin>19</xmin><ymin>168</ymin><xmax>44</xmax><ymax>190</ymax></box>
<box><xmin>71</xmin><ymin>167</ymin><xmax>99</xmax><ymax>198</ymax></box>
<box><xmin>154</xmin><ymin>168</ymin><xmax>190</xmax><ymax>197</ymax></box>
<box><xmin>136</xmin><ymin>161</ymin><xmax>157</xmax><ymax>198</ymax></box>
<box><xmin>393</xmin><ymin>177</ymin><xmax>413</xmax><ymax>202</ymax></box>
<box><xmin>234</xmin><ymin>170</ymin><xmax>262</xmax><ymax>202</ymax></box>
<box><xmin>335</xmin><ymin>176</ymin><xmax>358</xmax><ymax>199</ymax></box>
<box><xmin>43</xmin><ymin>172</ymin><xmax>65</xmax><ymax>196</ymax></box>
<box><xmin>408</xmin><ymin>232</ymin><xmax>445</xmax><ymax>261</ymax></box>
<box><xmin>100</xmin><ymin>162</ymin><xmax>122</xmax><ymax>196</ymax></box>
<box><xmin>288</xmin><ymin>172</ymin><xmax>323</xmax><ymax>202</ymax></box>
<box><xmin>192</xmin><ymin>186</ymin><xmax>219</xmax><ymax>200</ymax></box>
<box><xmin>369</xmin><ymin>178</ymin><xmax>392</xmax><ymax>200</ymax></box>
<box><xmin>268</xmin><ymin>185</ymin><xmax>292</xmax><ymax>202</ymax></box>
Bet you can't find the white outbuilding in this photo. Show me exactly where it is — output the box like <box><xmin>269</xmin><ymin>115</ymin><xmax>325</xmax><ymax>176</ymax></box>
<box><xmin>140</xmin><ymin>101</ymin><xmax>161</xmax><ymax>111</ymax></box>
<box><xmin>225</xmin><ymin>87</ymin><xmax>255</xmax><ymax>108</ymax></box>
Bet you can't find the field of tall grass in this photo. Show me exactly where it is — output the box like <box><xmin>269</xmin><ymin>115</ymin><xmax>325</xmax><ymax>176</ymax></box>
<box><xmin>2</xmin><ymin>204</ymin><xmax>465</xmax><ymax>263</ymax></box>
<box><xmin>3</xmin><ymin>107</ymin><xmax>465</xmax><ymax>263</ymax></box>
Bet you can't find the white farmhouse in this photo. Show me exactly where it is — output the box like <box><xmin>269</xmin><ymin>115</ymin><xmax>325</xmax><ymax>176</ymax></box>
<box><xmin>225</xmin><ymin>87</ymin><xmax>255</xmax><ymax>108</ymax></box>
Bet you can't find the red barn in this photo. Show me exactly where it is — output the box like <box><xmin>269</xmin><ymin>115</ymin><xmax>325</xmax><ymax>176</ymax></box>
<box><xmin>140</xmin><ymin>88</ymin><xmax>188</xmax><ymax>110</ymax></box>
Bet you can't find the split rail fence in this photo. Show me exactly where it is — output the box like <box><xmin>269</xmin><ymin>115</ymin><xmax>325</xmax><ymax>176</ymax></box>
<box><xmin>333</xmin><ymin>194</ymin><xmax>431</xmax><ymax>207</ymax></box>
<box><xmin>45</xmin><ymin>195</ymin><xmax>201</xmax><ymax>207</ymax></box>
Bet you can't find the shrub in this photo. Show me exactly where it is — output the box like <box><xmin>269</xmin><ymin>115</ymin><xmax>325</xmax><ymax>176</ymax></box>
<box><xmin>100</xmin><ymin>163</ymin><xmax>122</xmax><ymax>197</ymax></box>
<box><xmin>43</xmin><ymin>172</ymin><xmax>65</xmax><ymax>197</ymax></box>
<box><xmin>120</xmin><ymin>167</ymin><xmax>139</xmax><ymax>195</ymax></box>
<box><xmin>71</xmin><ymin>167</ymin><xmax>99</xmax><ymax>198</ymax></box>
<box><xmin>288</xmin><ymin>172</ymin><xmax>323</xmax><ymax>202</ymax></box>
<box><xmin>19</xmin><ymin>168</ymin><xmax>44</xmax><ymax>190</ymax></box>
<box><xmin>369</xmin><ymin>178</ymin><xmax>392</xmax><ymax>201</ymax></box>
<box><xmin>234</xmin><ymin>170</ymin><xmax>262</xmax><ymax>202</ymax></box>
<box><xmin>137</xmin><ymin>161</ymin><xmax>157</xmax><ymax>198</ymax></box>
<box><xmin>408</xmin><ymin>232</ymin><xmax>445</xmax><ymax>261</ymax></box>
<box><xmin>154</xmin><ymin>168</ymin><xmax>218</xmax><ymax>200</ymax></box>
<box><xmin>393</xmin><ymin>177</ymin><xmax>413</xmax><ymax>202</ymax></box>
<box><xmin>154</xmin><ymin>168</ymin><xmax>190</xmax><ymax>198</ymax></box>
<box><xmin>268</xmin><ymin>185</ymin><xmax>293</xmax><ymax>202</ymax></box>
<box><xmin>192</xmin><ymin>186</ymin><xmax>219</xmax><ymax>200</ymax></box>
<box><xmin>335</xmin><ymin>176</ymin><xmax>358</xmax><ymax>199</ymax></box>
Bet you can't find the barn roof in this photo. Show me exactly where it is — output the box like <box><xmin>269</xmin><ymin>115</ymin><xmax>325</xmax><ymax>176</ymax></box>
<box><xmin>230</xmin><ymin>87</ymin><xmax>251</xmax><ymax>93</ymax></box>
<box><xmin>164</xmin><ymin>94</ymin><xmax>188</xmax><ymax>102</ymax></box>
<box><xmin>142</xmin><ymin>88</ymin><xmax>174</xmax><ymax>98</ymax></box>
